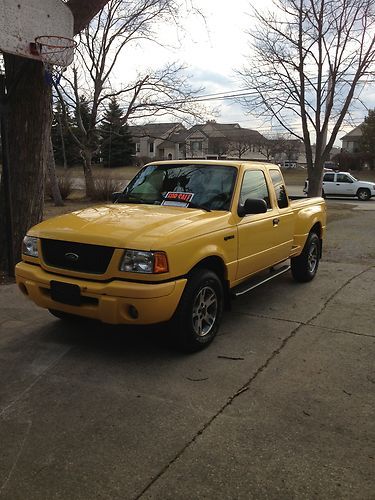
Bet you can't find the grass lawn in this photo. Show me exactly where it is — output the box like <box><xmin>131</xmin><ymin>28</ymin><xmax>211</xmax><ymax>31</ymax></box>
<box><xmin>56</xmin><ymin>164</ymin><xmax>140</xmax><ymax>181</ymax></box>
<box><xmin>56</xmin><ymin>164</ymin><xmax>375</xmax><ymax>184</ymax></box>
<box><xmin>44</xmin><ymin>164</ymin><xmax>374</xmax><ymax>220</ymax></box>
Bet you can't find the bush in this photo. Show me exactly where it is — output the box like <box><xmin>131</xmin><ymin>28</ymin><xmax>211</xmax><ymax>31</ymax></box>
<box><xmin>45</xmin><ymin>172</ymin><xmax>73</xmax><ymax>200</ymax></box>
<box><xmin>89</xmin><ymin>175</ymin><xmax>123</xmax><ymax>201</ymax></box>
<box><xmin>135</xmin><ymin>155</ymin><xmax>153</xmax><ymax>167</ymax></box>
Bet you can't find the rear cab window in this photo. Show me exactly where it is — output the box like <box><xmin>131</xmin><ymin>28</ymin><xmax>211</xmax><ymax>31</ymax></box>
<box><xmin>270</xmin><ymin>169</ymin><xmax>289</xmax><ymax>208</ymax></box>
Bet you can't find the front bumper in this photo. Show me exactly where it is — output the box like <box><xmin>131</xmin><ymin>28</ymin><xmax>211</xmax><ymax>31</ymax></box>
<box><xmin>15</xmin><ymin>262</ymin><xmax>187</xmax><ymax>325</ymax></box>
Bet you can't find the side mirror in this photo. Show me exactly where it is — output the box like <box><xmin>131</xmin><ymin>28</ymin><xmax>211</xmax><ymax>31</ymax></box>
<box><xmin>111</xmin><ymin>191</ymin><xmax>123</xmax><ymax>203</ymax></box>
<box><xmin>238</xmin><ymin>198</ymin><xmax>268</xmax><ymax>217</ymax></box>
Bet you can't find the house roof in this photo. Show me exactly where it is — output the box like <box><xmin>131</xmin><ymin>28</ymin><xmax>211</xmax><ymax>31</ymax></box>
<box><xmin>128</xmin><ymin>123</ymin><xmax>183</xmax><ymax>140</ymax></box>
<box><xmin>128</xmin><ymin>121</ymin><xmax>268</xmax><ymax>146</ymax></box>
<box><xmin>157</xmin><ymin>128</ymin><xmax>192</xmax><ymax>148</ymax></box>
<box><xmin>340</xmin><ymin>124</ymin><xmax>363</xmax><ymax>140</ymax></box>
<box><xmin>184</xmin><ymin>122</ymin><xmax>265</xmax><ymax>142</ymax></box>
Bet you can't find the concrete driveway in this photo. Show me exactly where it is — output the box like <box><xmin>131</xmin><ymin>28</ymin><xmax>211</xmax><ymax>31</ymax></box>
<box><xmin>0</xmin><ymin>202</ymin><xmax>374</xmax><ymax>499</ymax></box>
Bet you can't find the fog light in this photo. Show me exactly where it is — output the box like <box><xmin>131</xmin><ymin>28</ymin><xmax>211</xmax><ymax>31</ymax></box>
<box><xmin>128</xmin><ymin>305</ymin><xmax>139</xmax><ymax>319</ymax></box>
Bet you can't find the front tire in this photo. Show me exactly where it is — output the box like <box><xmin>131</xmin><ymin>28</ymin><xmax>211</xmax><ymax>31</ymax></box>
<box><xmin>291</xmin><ymin>232</ymin><xmax>320</xmax><ymax>282</ymax></box>
<box><xmin>170</xmin><ymin>269</ymin><xmax>223</xmax><ymax>352</ymax></box>
<box><xmin>357</xmin><ymin>188</ymin><xmax>371</xmax><ymax>201</ymax></box>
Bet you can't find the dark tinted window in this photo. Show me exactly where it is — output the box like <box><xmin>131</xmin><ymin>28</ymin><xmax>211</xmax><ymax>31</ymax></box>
<box><xmin>270</xmin><ymin>169</ymin><xmax>289</xmax><ymax>208</ymax></box>
<box><xmin>240</xmin><ymin>170</ymin><xmax>270</xmax><ymax>208</ymax></box>
<box><xmin>337</xmin><ymin>174</ymin><xmax>352</xmax><ymax>183</ymax></box>
<box><xmin>323</xmin><ymin>173</ymin><xmax>335</xmax><ymax>182</ymax></box>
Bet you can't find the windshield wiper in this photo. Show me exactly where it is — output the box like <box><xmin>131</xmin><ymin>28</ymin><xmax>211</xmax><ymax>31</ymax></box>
<box><xmin>187</xmin><ymin>202</ymin><xmax>211</xmax><ymax>212</ymax></box>
<box><xmin>117</xmin><ymin>193</ymin><xmax>154</xmax><ymax>205</ymax></box>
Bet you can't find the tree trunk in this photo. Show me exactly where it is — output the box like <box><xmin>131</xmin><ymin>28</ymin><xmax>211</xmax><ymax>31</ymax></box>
<box><xmin>47</xmin><ymin>137</ymin><xmax>64</xmax><ymax>207</ymax></box>
<box><xmin>57</xmin><ymin>111</ymin><xmax>68</xmax><ymax>169</ymax></box>
<box><xmin>82</xmin><ymin>150</ymin><xmax>95</xmax><ymax>197</ymax></box>
<box><xmin>307</xmin><ymin>165</ymin><xmax>324</xmax><ymax>197</ymax></box>
<box><xmin>0</xmin><ymin>55</ymin><xmax>52</xmax><ymax>274</ymax></box>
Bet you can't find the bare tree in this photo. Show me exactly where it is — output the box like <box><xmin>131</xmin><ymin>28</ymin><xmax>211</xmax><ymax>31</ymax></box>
<box><xmin>238</xmin><ymin>0</ymin><xmax>375</xmax><ymax>196</ymax></box>
<box><xmin>57</xmin><ymin>0</ymin><xmax>205</xmax><ymax>196</ymax></box>
<box><xmin>227</xmin><ymin>130</ymin><xmax>261</xmax><ymax>159</ymax></box>
<box><xmin>256</xmin><ymin>137</ymin><xmax>282</xmax><ymax>162</ymax></box>
<box><xmin>0</xmin><ymin>0</ymin><xmax>111</xmax><ymax>276</ymax></box>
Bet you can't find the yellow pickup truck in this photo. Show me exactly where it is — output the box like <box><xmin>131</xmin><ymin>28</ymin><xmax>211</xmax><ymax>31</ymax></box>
<box><xmin>16</xmin><ymin>160</ymin><xmax>326</xmax><ymax>351</ymax></box>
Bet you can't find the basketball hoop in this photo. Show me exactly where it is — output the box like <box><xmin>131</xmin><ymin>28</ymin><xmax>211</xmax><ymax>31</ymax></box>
<box><xmin>35</xmin><ymin>35</ymin><xmax>76</xmax><ymax>69</ymax></box>
<box><xmin>35</xmin><ymin>35</ymin><xmax>76</xmax><ymax>87</ymax></box>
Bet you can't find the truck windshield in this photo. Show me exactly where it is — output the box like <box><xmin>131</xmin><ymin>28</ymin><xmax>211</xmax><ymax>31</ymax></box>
<box><xmin>119</xmin><ymin>164</ymin><xmax>237</xmax><ymax>211</ymax></box>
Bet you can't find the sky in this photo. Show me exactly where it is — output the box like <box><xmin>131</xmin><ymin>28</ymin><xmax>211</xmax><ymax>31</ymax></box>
<box><xmin>116</xmin><ymin>0</ymin><xmax>374</xmax><ymax>144</ymax></box>
<box><xmin>118</xmin><ymin>0</ymin><xmax>273</xmax><ymax>129</ymax></box>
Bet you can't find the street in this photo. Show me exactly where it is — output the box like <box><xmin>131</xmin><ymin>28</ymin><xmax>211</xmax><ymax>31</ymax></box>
<box><xmin>0</xmin><ymin>201</ymin><xmax>374</xmax><ymax>499</ymax></box>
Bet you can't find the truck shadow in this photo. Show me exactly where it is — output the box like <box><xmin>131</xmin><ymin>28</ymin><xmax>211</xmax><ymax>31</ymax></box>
<box><xmin>38</xmin><ymin>316</ymin><xmax>181</xmax><ymax>360</ymax></box>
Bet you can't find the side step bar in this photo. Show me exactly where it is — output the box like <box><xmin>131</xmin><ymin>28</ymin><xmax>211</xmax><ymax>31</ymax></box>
<box><xmin>231</xmin><ymin>264</ymin><xmax>291</xmax><ymax>298</ymax></box>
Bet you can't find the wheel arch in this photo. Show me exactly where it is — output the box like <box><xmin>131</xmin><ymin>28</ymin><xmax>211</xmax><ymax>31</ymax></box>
<box><xmin>310</xmin><ymin>222</ymin><xmax>323</xmax><ymax>257</ymax></box>
<box><xmin>189</xmin><ymin>256</ymin><xmax>230</xmax><ymax>308</ymax></box>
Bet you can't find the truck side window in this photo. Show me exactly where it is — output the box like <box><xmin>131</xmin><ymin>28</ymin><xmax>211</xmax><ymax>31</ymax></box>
<box><xmin>240</xmin><ymin>170</ymin><xmax>270</xmax><ymax>208</ymax></box>
<box><xmin>323</xmin><ymin>173</ymin><xmax>334</xmax><ymax>182</ymax></box>
<box><xmin>337</xmin><ymin>174</ymin><xmax>352</xmax><ymax>183</ymax></box>
<box><xmin>270</xmin><ymin>169</ymin><xmax>289</xmax><ymax>209</ymax></box>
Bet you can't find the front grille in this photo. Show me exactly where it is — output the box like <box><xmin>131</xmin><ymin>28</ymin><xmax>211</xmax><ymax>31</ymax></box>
<box><xmin>41</xmin><ymin>239</ymin><xmax>115</xmax><ymax>274</ymax></box>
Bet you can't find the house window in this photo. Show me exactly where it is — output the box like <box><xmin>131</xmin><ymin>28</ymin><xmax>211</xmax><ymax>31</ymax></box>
<box><xmin>136</xmin><ymin>143</ymin><xmax>140</xmax><ymax>153</ymax></box>
<box><xmin>191</xmin><ymin>141</ymin><xmax>202</xmax><ymax>152</ymax></box>
<box><xmin>149</xmin><ymin>142</ymin><xmax>154</xmax><ymax>153</ymax></box>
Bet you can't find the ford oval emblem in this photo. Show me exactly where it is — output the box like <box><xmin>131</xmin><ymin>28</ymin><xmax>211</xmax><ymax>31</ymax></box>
<box><xmin>65</xmin><ymin>252</ymin><xmax>79</xmax><ymax>262</ymax></box>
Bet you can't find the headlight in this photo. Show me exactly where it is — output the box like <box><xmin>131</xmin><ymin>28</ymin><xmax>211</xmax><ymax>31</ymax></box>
<box><xmin>120</xmin><ymin>249</ymin><xmax>168</xmax><ymax>274</ymax></box>
<box><xmin>22</xmin><ymin>236</ymin><xmax>39</xmax><ymax>257</ymax></box>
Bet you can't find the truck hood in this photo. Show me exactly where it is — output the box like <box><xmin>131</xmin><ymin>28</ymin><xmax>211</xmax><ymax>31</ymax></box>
<box><xmin>357</xmin><ymin>180</ymin><xmax>375</xmax><ymax>189</ymax></box>
<box><xmin>29</xmin><ymin>204</ymin><xmax>230</xmax><ymax>249</ymax></box>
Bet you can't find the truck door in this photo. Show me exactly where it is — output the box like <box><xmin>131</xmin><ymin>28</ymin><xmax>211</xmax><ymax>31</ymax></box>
<box><xmin>335</xmin><ymin>173</ymin><xmax>357</xmax><ymax>195</ymax></box>
<box><xmin>236</xmin><ymin>169</ymin><xmax>291</xmax><ymax>280</ymax></box>
<box><xmin>269</xmin><ymin>169</ymin><xmax>294</xmax><ymax>259</ymax></box>
<box><xmin>322</xmin><ymin>172</ymin><xmax>335</xmax><ymax>194</ymax></box>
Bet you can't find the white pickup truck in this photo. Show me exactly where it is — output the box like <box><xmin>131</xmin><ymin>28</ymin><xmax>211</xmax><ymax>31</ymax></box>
<box><xmin>304</xmin><ymin>171</ymin><xmax>375</xmax><ymax>200</ymax></box>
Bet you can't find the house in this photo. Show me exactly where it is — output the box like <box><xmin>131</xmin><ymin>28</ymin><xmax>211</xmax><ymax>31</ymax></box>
<box><xmin>128</xmin><ymin>123</ymin><xmax>187</xmax><ymax>161</ymax></box>
<box><xmin>184</xmin><ymin>121</ymin><xmax>267</xmax><ymax>160</ymax></box>
<box><xmin>129</xmin><ymin>120</ymin><xmax>269</xmax><ymax>161</ymax></box>
<box><xmin>340</xmin><ymin>124</ymin><xmax>363</xmax><ymax>153</ymax></box>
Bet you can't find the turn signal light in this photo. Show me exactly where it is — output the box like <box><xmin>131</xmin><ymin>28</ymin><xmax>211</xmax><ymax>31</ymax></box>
<box><xmin>154</xmin><ymin>252</ymin><xmax>169</xmax><ymax>273</ymax></box>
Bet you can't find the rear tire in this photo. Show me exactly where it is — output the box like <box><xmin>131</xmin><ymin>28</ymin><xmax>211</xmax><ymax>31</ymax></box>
<box><xmin>291</xmin><ymin>232</ymin><xmax>320</xmax><ymax>282</ymax></box>
<box><xmin>170</xmin><ymin>269</ymin><xmax>223</xmax><ymax>352</ymax></box>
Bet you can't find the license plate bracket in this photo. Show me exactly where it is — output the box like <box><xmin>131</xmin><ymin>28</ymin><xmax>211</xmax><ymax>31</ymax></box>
<box><xmin>50</xmin><ymin>281</ymin><xmax>81</xmax><ymax>306</ymax></box>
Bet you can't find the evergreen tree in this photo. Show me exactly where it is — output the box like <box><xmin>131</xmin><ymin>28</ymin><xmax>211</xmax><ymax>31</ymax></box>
<box><xmin>100</xmin><ymin>98</ymin><xmax>134</xmax><ymax>167</ymax></box>
<box><xmin>360</xmin><ymin>110</ymin><xmax>375</xmax><ymax>169</ymax></box>
<box><xmin>51</xmin><ymin>102</ymin><xmax>81</xmax><ymax>167</ymax></box>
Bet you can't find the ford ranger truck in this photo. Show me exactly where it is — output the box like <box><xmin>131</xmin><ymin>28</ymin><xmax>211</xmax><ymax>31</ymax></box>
<box><xmin>16</xmin><ymin>160</ymin><xmax>327</xmax><ymax>351</ymax></box>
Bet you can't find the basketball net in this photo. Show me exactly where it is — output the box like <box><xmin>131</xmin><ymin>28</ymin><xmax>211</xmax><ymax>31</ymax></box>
<box><xmin>35</xmin><ymin>35</ymin><xmax>76</xmax><ymax>87</ymax></box>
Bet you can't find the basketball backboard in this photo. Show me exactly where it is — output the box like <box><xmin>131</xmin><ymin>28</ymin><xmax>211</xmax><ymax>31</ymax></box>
<box><xmin>0</xmin><ymin>0</ymin><xmax>74</xmax><ymax>62</ymax></box>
